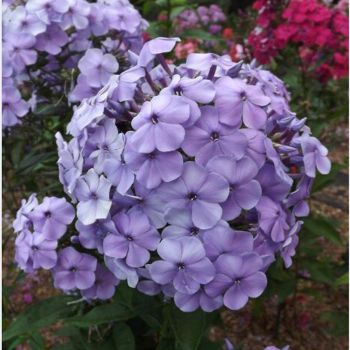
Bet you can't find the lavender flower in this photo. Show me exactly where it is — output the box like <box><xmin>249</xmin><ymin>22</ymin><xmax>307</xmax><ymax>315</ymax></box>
<box><xmin>182</xmin><ymin>106</ymin><xmax>248</xmax><ymax>165</ymax></box>
<box><xmin>75</xmin><ymin>169</ymin><xmax>112</xmax><ymax>225</ymax></box>
<box><xmin>78</xmin><ymin>48</ymin><xmax>119</xmax><ymax>88</ymax></box>
<box><xmin>205</xmin><ymin>253</ymin><xmax>267</xmax><ymax>310</ymax></box>
<box><xmin>53</xmin><ymin>247</ymin><xmax>97</xmax><ymax>291</ymax></box>
<box><xmin>148</xmin><ymin>237</ymin><xmax>215</xmax><ymax>294</ymax></box>
<box><xmin>103</xmin><ymin>210</ymin><xmax>160</xmax><ymax>268</ymax></box>
<box><xmin>160</xmin><ymin>162</ymin><xmax>229</xmax><ymax>229</ymax></box>
<box><xmin>130</xmin><ymin>95</ymin><xmax>190</xmax><ymax>153</ymax></box>
<box><xmin>215</xmin><ymin>77</ymin><xmax>270</xmax><ymax>129</ymax></box>
<box><xmin>28</xmin><ymin>196</ymin><xmax>75</xmax><ymax>240</ymax></box>
<box><xmin>81</xmin><ymin>264</ymin><xmax>119</xmax><ymax>300</ymax></box>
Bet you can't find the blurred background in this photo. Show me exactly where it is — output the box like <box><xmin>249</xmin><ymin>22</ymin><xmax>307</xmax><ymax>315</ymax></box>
<box><xmin>2</xmin><ymin>0</ymin><xmax>348</xmax><ymax>349</ymax></box>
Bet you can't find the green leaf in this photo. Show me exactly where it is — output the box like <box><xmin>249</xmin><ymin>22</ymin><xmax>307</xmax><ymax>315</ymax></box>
<box><xmin>156</xmin><ymin>338</ymin><xmax>176</xmax><ymax>350</ymax></box>
<box><xmin>65</xmin><ymin>302</ymin><xmax>134</xmax><ymax>328</ymax></box>
<box><xmin>3</xmin><ymin>296</ymin><xmax>75</xmax><ymax>341</ymax></box>
<box><xmin>303</xmin><ymin>216</ymin><xmax>341</xmax><ymax>245</ymax></box>
<box><xmin>335</xmin><ymin>272</ymin><xmax>349</xmax><ymax>286</ymax></box>
<box><xmin>170</xmin><ymin>307</ymin><xmax>206</xmax><ymax>350</ymax></box>
<box><xmin>112</xmin><ymin>322</ymin><xmax>135</xmax><ymax>350</ymax></box>
<box><xmin>198</xmin><ymin>338</ymin><xmax>224</xmax><ymax>350</ymax></box>
<box><xmin>181</xmin><ymin>29</ymin><xmax>217</xmax><ymax>41</ymax></box>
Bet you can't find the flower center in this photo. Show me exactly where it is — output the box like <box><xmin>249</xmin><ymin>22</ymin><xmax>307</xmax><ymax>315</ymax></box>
<box><xmin>188</xmin><ymin>192</ymin><xmax>197</xmax><ymax>201</ymax></box>
<box><xmin>234</xmin><ymin>279</ymin><xmax>241</xmax><ymax>285</ymax></box>
<box><xmin>91</xmin><ymin>192</ymin><xmax>98</xmax><ymax>199</ymax></box>
<box><xmin>210</xmin><ymin>132</ymin><xmax>220</xmax><ymax>141</ymax></box>
<box><xmin>126</xmin><ymin>235</ymin><xmax>133</xmax><ymax>241</ymax></box>
<box><xmin>240</xmin><ymin>92</ymin><xmax>247</xmax><ymax>101</ymax></box>
<box><xmin>177</xmin><ymin>263</ymin><xmax>185</xmax><ymax>270</ymax></box>
<box><xmin>44</xmin><ymin>211</ymin><xmax>51</xmax><ymax>218</ymax></box>
<box><xmin>148</xmin><ymin>152</ymin><xmax>156</xmax><ymax>159</ymax></box>
<box><xmin>31</xmin><ymin>245</ymin><xmax>39</xmax><ymax>251</ymax></box>
<box><xmin>151</xmin><ymin>115</ymin><xmax>159</xmax><ymax>124</ymax></box>
<box><xmin>229</xmin><ymin>184</ymin><xmax>235</xmax><ymax>192</ymax></box>
<box><xmin>190</xmin><ymin>227</ymin><xmax>199</xmax><ymax>236</ymax></box>
<box><xmin>70</xmin><ymin>267</ymin><xmax>77</xmax><ymax>272</ymax></box>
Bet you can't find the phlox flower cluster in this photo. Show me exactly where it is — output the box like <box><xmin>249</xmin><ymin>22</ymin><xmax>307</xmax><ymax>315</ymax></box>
<box><xmin>248</xmin><ymin>0</ymin><xmax>349</xmax><ymax>81</ymax></box>
<box><xmin>2</xmin><ymin>0</ymin><xmax>147</xmax><ymax>127</ymax></box>
<box><xmin>14</xmin><ymin>37</ymin><xmax>331</xmax><ymax>313</ymax></box>
<box><xmin>173</xmin><ymin>4</ymin><xmax>226</xmax><ymax>35</ymax></box>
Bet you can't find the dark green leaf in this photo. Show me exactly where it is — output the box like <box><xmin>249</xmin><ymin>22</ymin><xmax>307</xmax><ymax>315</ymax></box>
<box><xmin>112</xmin><ymin>322</ymin><xmax>135</xmax><ymax>350</ymax></box>
<box><xmin>303</xmin><ymin>216</ymin><xmax>342</xmax><ymax>245</ymax></box>
<box><xmin>170</xmin><ymin>307</ymin><xmax>206</xmax><ymax>350</ymax></box>
<box><xmin>65</xmin><ymin>302</ymin><xmax>134</xmax><ymax>328</ymax></box>
<box><xmin>3</xmin><ymin>296</ymin><xmax>75</xmax><ymax>341</ymax></box>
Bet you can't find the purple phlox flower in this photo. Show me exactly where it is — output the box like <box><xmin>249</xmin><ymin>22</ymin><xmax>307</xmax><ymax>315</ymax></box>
<box><xmin>256</xmin><ymin>196</ymin><xmax>289</xmax><ymax>242</ymax></box>
<box><xmin>68</xmin><ymin>29</ymin><xmax>92</xmax><ymax>52</ymax></box>
<box><xmin>281</xmin><ymin>220</ymin><xmax>302</xmax><ymax>268</ymax></box>
<box><xmin>132</xmin><ymin>182</ymin><xmax>167</xmax><ymax>229</ymax></box>
<box><xmin>183</xmin><ymin>106</ymin><xmax>248</xmax><ymax>166</ymax></box>
<box><xmin>78</xmin><ymin>48</ymin><xmax>119</xmax><ymax>88</ymax></box>
<box><xmin>69</xmin><ymin>74</ymin><xmax>99</xmax><ymax>102</ymax></box>
<box><xmin>286</xmin><ymin>175</ymin><xmax>313</xmax><ymax>217</ymax></box>
<box><xmin>162</xmin><ymin>209</ymin><xmax>229</xmax><ymax>240</ymax></box>
<box><xmin>67</xmin><ymin>90</ymin><xmax>107</xmax><ymax>136</ymax></box>
<box><xmin>104</xmin><ymin>1</ymin><xmax>143</xmax><ymax>33</ymax></box>
<box><xmin>254</xmin><ymin>69</ymin><xmax>290</xmax><ymax>116</ymax></box>
<box><xmin>75</xmin><ymin>169</ymin><xmax>112</xmax><ymax>225</ymax></box>
<box><xmin>2</xmin><ymin>86</ymin><xmax>30</xmax><ymax>127</ymax></box>
<box><xmin>81</xmin><ymin>264</ymin><xmax>119</xmax><ymax>300</ymax></box>
<box><xmin>202</xmin><ymin>227</ymin><xmax>254</xmax><ymax>261</ymax></box>
<box><xmin>15</xmin><ymin>230</ymin><xmax>57</xmax><ymax>272</ymax></box>
<box><xmin>26</xmin><ymin>0</ymin><xmax>69</xmax><ymax>24</ymax></box>
<box><xmin>103</xmin><ymin>132</ymin><xmax>136</xmax><ymax>195</ymax></box>
<box><xmin>174</xmin><ymin>287</ymin><xmax>223</xmax><ymax>313</ymax></box>
<box><xmin>88</xmin><ymin>119</ymin><xmax>124</xmax><ymax>173</ymax></box>
<box><xmin>137</xmin><ymin>267</ymin><xmax>162</xmax><ymax>296</ymax></box>
<box><xmin>104</xmin><ymin>255</ymin><xmax>139</xmax><ymax>287</ymax></box>
<box><xmin>137</xmin><ymin>37</ymin><xmax>180</xmax><ymax>67</ymax></box>
<box><xmin>205</xmin><ymin>253</ymin><xmax>267</xmax><ymax>310</ymax></box>
<box><xmin>161</xmin><ymin>74</ymin><xmax>216</xmax><ymax>104</ymax></box>
<box><xmin>265</xmin><ymin>346</ymin><xmax>289</xmax><ymax>350</ymax></box>
<box><xmin>185</xmin><ymin>53</ymin><xmax>236</xmax><ymax>77</ymax></box>
<box><xmin>8</xmin><ymin>6</ymin><xmax>46</xmax><ymax>36</ymax></box>
<box><xmin>297</xmin><ymin>134</ymin><xmax>331</xmax><ymax>177</ymax></box>
<box><xmin>137</xmin><ymin>267</ymin><xmax>177</xmax><ymax>297</ymax></box>
<box><xmin>53</xmin><ymin>247</ymin><xmax>97</xmax><ymax>290</ymax></box>
<box><xmin>61</xmin><ymin>0</ymin><xmax>91</xmax><ymax>30</ymax></box>
<box><xmin>148</xmin><ymin>236</ymin><xmax>215</xmax><ymax>294</ymax></box>
<box><xmin>76</xmin><ymin>216</ymin><xmax>116</xmax><ymax>253</ymax></box>
<box><xmin>28</xmin><ymin>196</ymin><xmax>75</xmax><ymax>240</ymax></box>
<box><xmin>103</xmin><ymin>210</ymin><xmax>160</xmax><ymax>267</ymax></box>
<box><xmin>215</xmin><ymin>77</ymin><xmax>270</xmax><ymax>129</ymax></box>
<box><xmin>108</xmin><ymin>66</ymin><xmax>145</xmax><ymax>102</ymax></box>
<box><xmin>240</xmin><ymin>128</ymin><xmax>266</xmax><ymax>169</ymax></box>
<box><xmin>208</xmin><ymin>4</ymin><xmax>226</xmax><ymax>22</ymax></box>
<box><xmin>35</xmin><ymin>24</ymin><xmax>69</xmax><ymax>55</ymax></box>
<box><xmin>253</xmin><ymin>231</ymin><xmax>278</xmax><ymax>270</ymax></box>
<box><xmin>130</xmin><ymin>94</ymin><xmax>190</xmax><ymax>153</ymax></box>
<box><xmin>4</xmin><ymin>32</ymin><xmax>37</xmax><ymax>72</ymax></box>
<box><xmin>86</xmin><ymin>3</ymin><xmax>109</xmax><ymax>36</ymax></box>
<box><xmin>256</xmin><ymin>164</ymin><xmax>291</xmax><ymax>202</ymax></box>
<box><xmin>13</xmin><ymin>193</ymin><xmax>38</xmax><ymax>233</ymax></box>
<box><xmin>264</xmin><ymin>139</ymin><xmax>293</xmax><ymax>187</ymax></box>
<box><xmin>206</xmin><ymin>156</ymin><xmax>262</xmax><ymax>220</ymax></box>
<box><xmin>159</xmin><ymin>161</ymin><xmax>229</xmax><ymax>229</ymax></box>
<box><xmin>124</xmin><ymin>138</ymin><xmax>183</xmax><ymax>189</ymax></box>
<box><xmin>56</xmin><ymin>132</ymin><xmax>83</xmax><ymax>199</ymax></box>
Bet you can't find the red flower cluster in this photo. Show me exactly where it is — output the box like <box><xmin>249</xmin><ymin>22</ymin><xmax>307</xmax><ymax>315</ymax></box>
<box><xmin>248</xmin><ymin>0</ymin><xmax>349</xmax><ymax>81</ymax></box>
